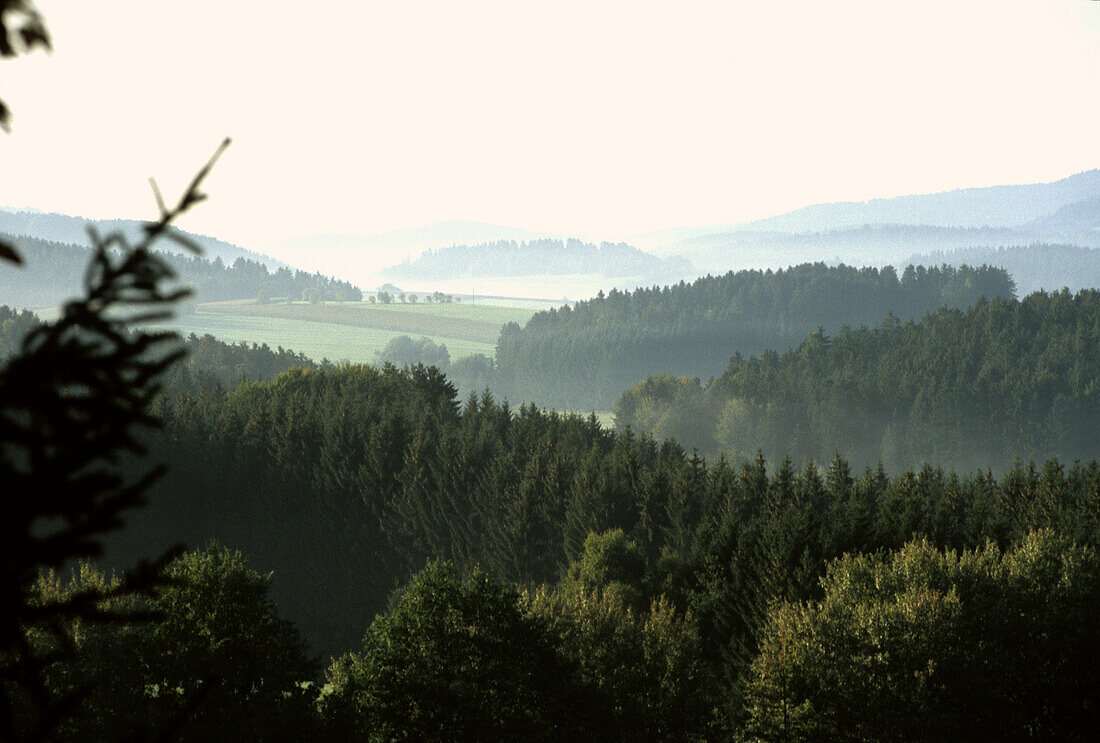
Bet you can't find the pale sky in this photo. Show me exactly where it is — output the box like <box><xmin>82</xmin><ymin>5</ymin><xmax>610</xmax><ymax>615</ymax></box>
<box><xmin>1</xmin><ymin>0</ymin><xmax>1099</xmax><ymax>257</ymax></box>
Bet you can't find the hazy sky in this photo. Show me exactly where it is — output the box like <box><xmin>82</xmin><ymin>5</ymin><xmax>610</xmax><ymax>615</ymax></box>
<box><xmin>1</xmin><ymin>0</ymin><xmax>1099</xmax><ymax>254</ymax></box>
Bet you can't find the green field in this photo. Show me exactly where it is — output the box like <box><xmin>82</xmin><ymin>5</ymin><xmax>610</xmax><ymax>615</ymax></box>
<box><xmin>170</xmin><ymin>300</ymin><xmax>536</xmax><ymax>364</ymax></box>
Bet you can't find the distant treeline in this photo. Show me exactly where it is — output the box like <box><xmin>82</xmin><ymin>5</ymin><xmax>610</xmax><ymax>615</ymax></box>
<box><xmin>0</xmin><ymin>232</ymin><xmax>361</xmax><ymax>308</ymax></box>
<box><xmin>381</xmin><ymin>237</ymin><xmax>693</xmax><ymax>281</ymax></box>
<box><xmin>908</xmin><ymin>243</ymin><xmax>1100</xmax><ymax>295</ymax></box>
<box><xmin>491</xmin><ymin>262</ymin><xmax>1015</xmax><ymax>410</ymax></box>
<box><xmin>616</xmin><ymin>288</ymin><xmax>1100</xmax><ymax>472</ymax></box>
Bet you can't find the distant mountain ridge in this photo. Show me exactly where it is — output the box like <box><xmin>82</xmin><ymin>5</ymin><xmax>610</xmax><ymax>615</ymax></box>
<box><xmin>637</xmin><ymin>169</ymin><xmax>1100</xmax><ymax>251</ymax></box>
<box><xmin>0</xmin><ymin>231</ymin><xmax>360</xmax><ymax>309</ymax></box>
<box><xmin>645</xmin><ymin>171</ymin><xmax>1100</xmax><ymax>274</ymax></box>
<box><xmin>266</xmin><ymin>220</ymin><xmax>550</xmax><ymax>284</ymax></box>
<box><xmin>739</xmin><ymin>169</ymin><xmax>1100</xmax><ymax>233</ymax></box>
<box><xmin>380</xmin><ymin>238</ymin><xmax>693</xmax><ymax>283</ymax></box>
<box><xmin>0</xmin><ymin>207</ymin><xmax>286</xmax><ymax>270</ymax></box>
<box><xmin>8</xmin><ymin>169</ymin><xmax>1100</xmax><ymax>296</ymax></box>
<box><xmin>1024</xmin><ymin>195</ymin><xmax>1100</xmax><ymax>242</ymax></box>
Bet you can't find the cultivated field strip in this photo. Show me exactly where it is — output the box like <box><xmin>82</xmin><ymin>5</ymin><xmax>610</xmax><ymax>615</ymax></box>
<box><xmin>199</xmin><ymin>300</ymin><xmax>528</xmax><ymax>344</ymax></box>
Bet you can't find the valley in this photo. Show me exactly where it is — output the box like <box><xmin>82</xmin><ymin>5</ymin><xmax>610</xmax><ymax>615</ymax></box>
<box><xmin>177</xmin><ymin>299</ymin><xmax>536</xmax><ymax>363</ymax></box>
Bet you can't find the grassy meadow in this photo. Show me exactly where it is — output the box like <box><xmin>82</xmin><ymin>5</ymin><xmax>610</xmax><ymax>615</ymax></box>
<box><xmin>172</xmin><ymin>299</ymin><xmax>537</xmax><ymax>364</ymax></box>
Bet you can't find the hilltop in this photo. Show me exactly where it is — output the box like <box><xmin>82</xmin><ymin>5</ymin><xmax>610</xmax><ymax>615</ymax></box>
<box><xmin>0</xmin><ymin>207</ymin><xmax>284</xmax><ymax>270</ymax></box>
<box><xmin>380</xmin><ymin>237</ymin><xmax>692</xmax><ymax>285</ymax></box>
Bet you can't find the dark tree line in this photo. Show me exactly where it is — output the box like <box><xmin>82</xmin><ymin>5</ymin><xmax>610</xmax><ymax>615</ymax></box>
<box><xmin>491</xmin><ymin>262</ymin><xmax>1014</xmax><ymax>409</ymax></box>
<box><xmin>0</xmin><ymin>233</ymin><xmax>361</xmax><ymax>308</ymax></box>
<box><xmin>616</xmin><ymin>288</ymin><xmax>1100</xmax><ymax>473</ymax></box>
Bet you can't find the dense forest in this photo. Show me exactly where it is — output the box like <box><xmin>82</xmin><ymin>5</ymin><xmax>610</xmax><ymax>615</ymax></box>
<box><xmin>24</xmin><ymin>357</ymin><xmax>1100</xmax><ymax>741</ymax></box>
<box><xmin>492</xmin><ymin>262</ymin><xmax>1015</xmax><ymax>409</ymax></box>
<box><xmin>615</xmin><ymin>288</ymin><xmax>1100</xmax><ymax>473</ymax></box>
<box><xmin>0</xmin><ymin>232</ymin><xmax>361</xmax><ymax>308</ymax></box>
<box><xmin>381</xmin><ymin>237</ymin><xmax>693</xmax><ymax>282</ymax></box>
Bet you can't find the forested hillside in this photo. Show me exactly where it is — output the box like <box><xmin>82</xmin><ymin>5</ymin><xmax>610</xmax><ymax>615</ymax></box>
<box><xmin>8</xmin><ymin>299</ymin><xmax>1098</xmax><ymax>739</ymax></box>
<box><xmin>617</xmin><ymin>288</ymin><xmax>1100</xmax><ymax>472</ymax></box>
<box><xmin>102</xmin><ymin>365</ymin><xmax>1100</xmax><ymax>739</ymax></box>
<box><xmin>381</xmin><ymin>237</ymin><xmax>692</xmax><ymax>283</ymax></box>
<box><xmin>0</xmin><ymin>232</ymin><xmax>361</xmax><ymax>308</ymax></box>
<box><xmin>494</xmin><ymin>262</ymin><xmax>1014</xmax><ymax>410</ymax></box>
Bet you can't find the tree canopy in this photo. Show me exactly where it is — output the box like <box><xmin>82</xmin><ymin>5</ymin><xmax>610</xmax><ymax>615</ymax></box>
<box><xmin>24</xmin><ymin>547</ymin><xmax>319</xmax><ymax>742</ymax></box>
<box><xmin>743</xmin><ymin>531</ymin><xmax>1100</xmax><ymax>742</ymax></box>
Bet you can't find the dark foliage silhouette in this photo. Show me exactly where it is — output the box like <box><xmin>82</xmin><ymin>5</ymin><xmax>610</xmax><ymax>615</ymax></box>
<box><xmin>0</xmin><ymin>0</ymin><xmax>50</xmax><ymax>133</ymax></box>
<box><xmin>0</xmin><ymin>139</ymin><xmax>229</xmax><ymax>741</ymax></box>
